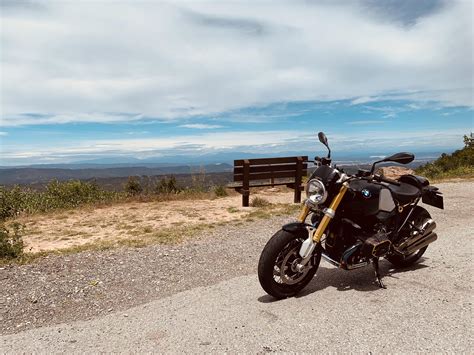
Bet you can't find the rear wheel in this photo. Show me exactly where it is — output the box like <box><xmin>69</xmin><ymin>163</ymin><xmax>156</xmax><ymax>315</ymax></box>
<box><xmin>386</xmin><ymin>207</ymin><xmax>430</xmax><ymax>268</ymax></box>
<box><xmin>386</xmin><ymin>245</ymin><xmax>428</xmax><ymax>268</ymax></box>
<box><xmin>258</xmin><ymin>229</ymin><xmax>321</xmax><ymax>299</ymax></box>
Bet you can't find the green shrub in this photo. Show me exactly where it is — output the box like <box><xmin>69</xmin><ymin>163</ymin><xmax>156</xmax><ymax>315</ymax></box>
<box><xmin>416</xmin><ymin>133</ymin><xmax>474</xmax><ymax>179</ymax></box>
<box><xmin>155</xmin><ymin>176</ymin><xmax>181</xmax><ymax>194</ymax></box>
<box><xmin>125</xmin><ymin>176</ymin><xmax>143</xmax><ymax>195</ymax></box>
<box><xmin>213</xmin><ymin>185</ymin><xmax>228</xmax><ymax>197</ymax></box>
<box><xmin>0</xmin><ymin>185</ymin><xmax>26</xmax><ymax>221</ymax></box>
<box><xmin>44</xmin><ymin>180</ymin><xmax>112</xmax><ymax>209</ymax></box>
<box><xmin>0</xmin><ymin>222</ymin><xmax>24</xmax><ymax>259</ymax></box>
<box><xmin>0</xmin><ymin>180</ymin><xmax>119</xmax><ymax>219</ymax></box>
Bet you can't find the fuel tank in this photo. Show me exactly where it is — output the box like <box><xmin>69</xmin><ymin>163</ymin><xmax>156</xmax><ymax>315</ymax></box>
<box><xmin>341</xmin><ymin>179</ymin><xmax>396</xmax><ymax>225</ymax></box>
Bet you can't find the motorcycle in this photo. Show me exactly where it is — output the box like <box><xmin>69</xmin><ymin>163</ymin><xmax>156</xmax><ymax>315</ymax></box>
<box><xmin>258</xmin><ymin>132</ymin><xmax>444</xmax><ymax>299</ymax></box>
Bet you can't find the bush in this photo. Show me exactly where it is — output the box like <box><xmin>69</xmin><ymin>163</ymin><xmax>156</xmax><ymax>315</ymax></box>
<box><xmin>416</xmin><ymin>133</ymin><xmax>474</xmax><ymax>179</ymax></box>
<box><xmin>44</xmin><ymin>180</ymin><xmax>114</xmax><ymax>209</ymax></box>
<box><xmin>0</xmin><ymin>222</ymin><xmax>24</xmax><ymax>259</ymax></box>
<box><xmin>213</xmin><ymin>185</ymin><xmax>228</xmax><ymax>197</ymax></box>
<box><xmin>0</xmin><ymin>180</ymin><xmax>119</xmax><ymax>219</ymax></box>
<box><xmin>155</xmin><ymin>176</ymin><xmax>181</xmax><ymax>194</ymax></box>
<box><xmin>125</xmin><ymin>176</ymin><xmax>143</xmax><ymax>195</ymax></box>
<box><xmin>0</xmin><ymin>185</ymin><xmax>26</xmax><ymax>221</ymax></box>
<box><xmin>250</xmin><ymin>196</ymin><xmax>271</xmax><ymax>207</ymax></box>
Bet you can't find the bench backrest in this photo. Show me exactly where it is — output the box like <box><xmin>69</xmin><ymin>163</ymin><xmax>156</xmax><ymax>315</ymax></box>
<box><xmin>233</xmin><ymin>156</ymin><xmax>308</xmax><ymax>183</ymax></box>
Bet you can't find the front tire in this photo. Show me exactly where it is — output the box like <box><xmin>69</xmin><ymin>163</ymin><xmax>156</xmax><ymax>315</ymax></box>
<box><xmin>258</xmin><ymin>229</ymin><xmax>321</xmax><ymax>299</ymax></box>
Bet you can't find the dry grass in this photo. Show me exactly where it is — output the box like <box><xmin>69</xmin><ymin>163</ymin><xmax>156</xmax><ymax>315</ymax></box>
<box><xmin>250</xmin><ymin>196</ymin><xmax>272</xmax><ymax>207</ymax></box>
<box><xmin>11</xmin><ymin>189</ymin><xmax>302</xmax><ymax>256</ymax></box>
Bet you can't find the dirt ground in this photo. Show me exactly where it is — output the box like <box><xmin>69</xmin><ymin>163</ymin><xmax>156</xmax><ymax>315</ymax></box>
<box><xmin>17</xmin><ymin>188</ymin><xmax>297</xmax><ymax>253</ymax></box>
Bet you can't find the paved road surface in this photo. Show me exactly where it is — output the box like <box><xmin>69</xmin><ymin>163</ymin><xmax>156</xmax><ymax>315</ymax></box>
<box><xmin>1</xmin><ymin>182</ymin><xmax>472</xmax><ymax>353</ymax></box>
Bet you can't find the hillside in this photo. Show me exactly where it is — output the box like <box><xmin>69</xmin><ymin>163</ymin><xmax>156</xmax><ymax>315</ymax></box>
<box><xmin>415</xmin><ymin>134</ymin><xmax>474</xmax><ymax>179</ymax></box>
<box><xmin>0</xmin><ymin>164</ymin><xmax>233</xmax><ymax>186</ymax></box>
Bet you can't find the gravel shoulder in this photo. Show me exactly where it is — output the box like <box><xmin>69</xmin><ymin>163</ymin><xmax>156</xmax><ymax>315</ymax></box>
<box><xmin>0</xmin><ymin>214</ymin><xmax>294</xmax><ymax>334</ymax></box>
<box><xmin>1</xmin><ymin>181</ymin><xmax>473</xmax><ymax>352</ymax></box>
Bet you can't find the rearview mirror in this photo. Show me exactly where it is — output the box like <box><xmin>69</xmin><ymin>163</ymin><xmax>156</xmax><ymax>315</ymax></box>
<box><xmin>317</xmin><ymin>132</ymin><xmax>331</xmax><ymax>159</ymax></box>
<box><xmin>318</xmin><ymin>132</ymin><xmax>328</xmax><ymax>146</ymax></box>
<box><xmin>383</xmin><ymin>152</ymin><xmax>414</xmax><ymax>165</ymax></box>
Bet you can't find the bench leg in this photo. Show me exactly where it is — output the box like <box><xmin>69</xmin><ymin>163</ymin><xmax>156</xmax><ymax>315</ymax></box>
<box><xmin>294</xmin><ymin>187</ymin><xmax>301</xmax><ymax>203</ymax></box>
<box><xmin>242</xmin><ymin>189</ymin><xmax>250</xmax><ymax>207</ymax></box>
<box><xmin>294</xmin><ymin>186</ymin><xmax>301</xmax><ymax>203</ymax></box>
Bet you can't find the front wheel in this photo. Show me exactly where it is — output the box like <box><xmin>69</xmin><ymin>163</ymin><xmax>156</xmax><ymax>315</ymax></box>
<box><xmin>258</xmin><ymin>229</ymin><xmax>321</xmax><ymax>299</ymax></box>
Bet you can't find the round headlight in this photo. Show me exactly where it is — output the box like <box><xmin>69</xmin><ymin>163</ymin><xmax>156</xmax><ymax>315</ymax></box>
<box><xmin>305</xmin><ymin>178</ymin><xmax>327</xmax><ymax>204</ymax></box>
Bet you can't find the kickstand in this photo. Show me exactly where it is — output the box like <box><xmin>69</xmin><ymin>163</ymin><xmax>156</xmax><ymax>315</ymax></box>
<box><xmin>372</xmin><ymin>257</ymin><xmax>386</xmax><ymax>289</ymax></box>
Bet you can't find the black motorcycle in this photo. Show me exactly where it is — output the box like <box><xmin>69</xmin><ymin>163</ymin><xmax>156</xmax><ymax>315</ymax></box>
<box><xmin>258</xmin><ymin>132</ymin><xmax>444</xmax><ymax>299</ymax></box>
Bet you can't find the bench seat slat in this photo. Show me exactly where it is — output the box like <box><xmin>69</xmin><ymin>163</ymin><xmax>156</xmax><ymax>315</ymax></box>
<box><xmin>233</xmin><ymin>170</ymin><xmax>305</xmax><ymax>182</ymax></box>
<box><xmin>228</xmin><ymin>179</ymin><xmax>303</xmax><ymax>189</ymax></box>
<box><xmin>234</xmin><ymin>156</ymin><xmax>308</xmax><ymax>166</ymax></box>
<box><xmin>233</xmin><ymin>162</ymin><xmax>307</xmax><ymax>174</ymax></box>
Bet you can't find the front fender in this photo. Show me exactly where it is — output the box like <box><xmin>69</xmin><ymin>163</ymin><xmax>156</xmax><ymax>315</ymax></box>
<box><xmin>282</xmin><ymin>222</ymin><xmax>313</xmax><ymax>235</ymax></box>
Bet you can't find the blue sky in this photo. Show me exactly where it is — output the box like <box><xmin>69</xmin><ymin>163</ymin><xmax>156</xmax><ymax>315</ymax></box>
<box><xmin>0</xmin><ymin>0</ymin><xmax>473</xmax><ymax>165</ymax></box>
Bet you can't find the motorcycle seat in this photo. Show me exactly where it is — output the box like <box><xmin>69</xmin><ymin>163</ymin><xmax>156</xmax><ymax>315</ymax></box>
<box><xmin>388</xmin><ymin>181</ymin><xmax>421</xmax><ymax>205</ymax></box>
<box><xmin>398</xmin><ymin>174</ymin><xmax>430</xmax><ymax>189</ymax></box>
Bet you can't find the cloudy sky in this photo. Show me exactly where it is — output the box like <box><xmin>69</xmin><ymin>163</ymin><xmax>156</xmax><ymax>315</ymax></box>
<box><xmin>0</xmin><ymin>0</ymin><xmax>472</xmax><ymax>165</ymax></box>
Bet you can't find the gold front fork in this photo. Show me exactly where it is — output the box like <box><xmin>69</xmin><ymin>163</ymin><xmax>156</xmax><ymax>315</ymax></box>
<box><xmin>298</xmin><ymin>204</ymin><xmax>311</xmax><ymax>223</ymax></box>
<box><xmin>297</xmin><ymin>183</ymin><xmax>349</xmax><ymax>243</ymax></box>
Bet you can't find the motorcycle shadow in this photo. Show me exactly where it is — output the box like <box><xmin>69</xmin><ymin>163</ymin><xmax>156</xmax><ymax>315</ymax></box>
<box><xmin>258</xmin><ymin>258</ymin><xmax>429</xmax><ymax>303</ymax></box>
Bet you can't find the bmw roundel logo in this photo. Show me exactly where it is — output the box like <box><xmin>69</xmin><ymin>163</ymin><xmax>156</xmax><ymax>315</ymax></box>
<box><xmin>361</xmin><ymin>189</ymin><xmax>371</xmax><ymax>198</ymax></box>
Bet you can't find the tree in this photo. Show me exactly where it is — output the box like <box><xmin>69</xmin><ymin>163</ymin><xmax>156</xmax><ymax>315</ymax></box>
<box><xmin>463</xmin><ymin>133</ymin><xmax>473</xmax><ymax>149</ymax></box>
<box><xmin>155</xmin><ymin>176</ymin><xmax>180</xmax><ymax>194</ymax></box>
<box><xmin>125</xmin><ymin>176</ymin><xmax>142</xmax><ymax>195</ymax></box>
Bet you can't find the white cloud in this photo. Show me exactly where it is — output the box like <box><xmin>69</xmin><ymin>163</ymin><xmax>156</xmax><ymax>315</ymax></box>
<box><xmin>1</xmin><ymin>128</ymin><xmax>467</xmax><ymax>165</ymax></box>
<box><xmin>350</xmin><ymin>96</ymin><xmax>381</xmax><ymax>105</ymax></box>
<box><xmin>179</xmin><ymin>124</ymin><xmax>223</xmax><ymax>129</ymax></box>
<box><xmin>0</xmin><ymin>0</ymin><xmax>472</xmax><ymax>127</ymax></box>
<box><xmin>348</xmin><ymin>120</ymin><xmax>387</xmax><ymax>125</ymax></box>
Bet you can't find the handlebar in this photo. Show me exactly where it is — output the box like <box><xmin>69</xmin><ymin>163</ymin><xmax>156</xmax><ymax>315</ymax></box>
<box><xmin>342</xmin><ymin>173</ymin><xmax>401</xmax><ymax>186</ymax></box>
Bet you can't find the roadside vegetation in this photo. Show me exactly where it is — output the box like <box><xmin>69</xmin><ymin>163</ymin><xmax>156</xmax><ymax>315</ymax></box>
<box><xmin>0</xmin><ymin>175</ymin><xmax>233</xmax><ymax>261</ymax></box>
<box><xmin>0</xmin><ymin>222</ymin><xmax>24</xmax><ymax>260</ymax></box>
<box><xmin>0</xmin><ymin>174</ymin><xmax>290</xmax><ymax>262</ymax></box>
<box><xmin>415</xmin><ymin>134</ymin><xmax>474</xmax><ymax>180</ymax></box>
<box><xmin>0</xmin><ymin>176</ymin><xmax>231</xmax><ymax>221</ymax></box>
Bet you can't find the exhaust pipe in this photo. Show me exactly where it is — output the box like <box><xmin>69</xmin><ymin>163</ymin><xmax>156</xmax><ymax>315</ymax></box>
<box><xmin>421</xmin><ymin>219</ymin><xmax>436</xmax><ymax>235</ymax></box>
<box><xmin>405</xmin><ymin>232</ymin><xmax>438</xmax><ymax>254</ymax></box>
<box><xmin>399</xmin><ymin>219</ymin><xmax>437</xmax><ymax>250</ymax></box>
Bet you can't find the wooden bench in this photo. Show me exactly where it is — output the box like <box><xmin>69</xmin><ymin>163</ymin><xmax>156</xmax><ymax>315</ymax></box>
<box><xmin>228</xmin><ymin>156</ymin><xmax>308</xmax><ymax>207</ymax></box>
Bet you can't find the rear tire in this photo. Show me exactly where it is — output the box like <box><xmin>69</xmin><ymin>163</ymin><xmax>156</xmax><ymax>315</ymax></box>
<box><xmin>258</xmin><ymin>229</ymin><xmax>321</xmax><ymax>299</ymax></box>
<box><xmin>386</xmin><ymin>245</ymin><xmax>428</xmax><ymax>268</ymax></box>
<box><xmin>386</xmin><ymin>207</ymin><xmax>431</xmax><ymax>268</ymax></box>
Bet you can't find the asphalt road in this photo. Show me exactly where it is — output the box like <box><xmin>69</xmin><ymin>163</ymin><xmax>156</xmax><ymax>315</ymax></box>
<box><xmin>1</xmin><ymin>182</ymin><xmax>472</xmax><ymax>353</ymax></box>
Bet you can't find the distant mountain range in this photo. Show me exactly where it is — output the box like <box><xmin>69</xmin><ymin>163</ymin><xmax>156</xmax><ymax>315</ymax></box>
<box><xmin>0</xmin><ymin>150</ymin><xmax>443</xmax><ymax>168</ymax></box>
<box><xmin>0</xmin><ymin>164</ymin><xmax>233</xmax><ymax>185</ymax></box>
<box><xmin>0</xmin><ymin>151</ymin><xmax>441</xmax><ymax>186</ymax></box>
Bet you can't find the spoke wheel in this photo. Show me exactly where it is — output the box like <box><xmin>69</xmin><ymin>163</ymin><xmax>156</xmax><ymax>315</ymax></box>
<box><xmin>273</xmin><ymin>240</ymin><xmax>312</xmax><ymax>285</ymax></box>
<box><xmin>258</xmin><ymin>229</ymin><xmax>321</xmax><ymax>299</ymax></box>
